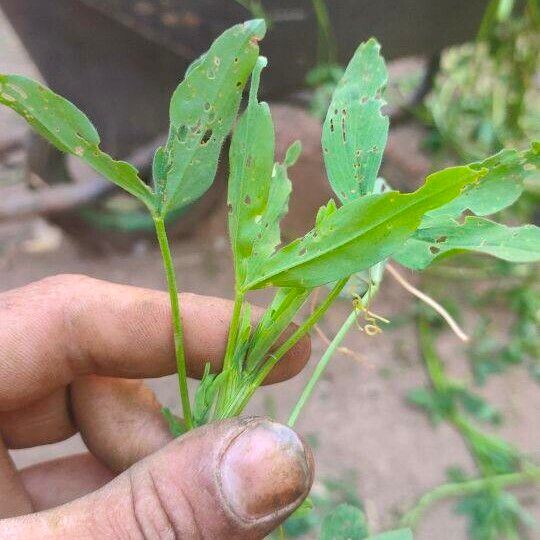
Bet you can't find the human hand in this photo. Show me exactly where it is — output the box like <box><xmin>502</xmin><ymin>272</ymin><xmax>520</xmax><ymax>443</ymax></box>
<box><xmin>0</xmin><ymin>274</ymin><xmax>313</xmax><ymax>539</ymax></box>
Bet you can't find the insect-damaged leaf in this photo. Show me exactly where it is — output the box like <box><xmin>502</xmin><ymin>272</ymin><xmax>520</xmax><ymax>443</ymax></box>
<box><xmin>394</xmin><ymin>216</ymin><xmax>540</xmax><ymax>269</ymax></box>
<box><xmin>0</xmin><ymin>75</ymin><xmax>154</xmax><ymax>208</ymax></box>
<box><xmin>156</xmin><ymin>20</ymin><xmax>266</xmax><ymax>214</ymax></box>
<box><xmin>420</xmin><ymin>143</ymin><xmax>539</xmax><ymax>228</ymax></box>
<box><xmin>228</xmin><ymin>57</ymin><xmax>274</xmax><ymax>283</ymax></box>
<box><xmin>228</xmin><ymin>57</ymin><xmax>298</xmax><ymax>288</ymax></box>
<box><xmin>322</xmin><ymin>38</ymin><xmax>389</xmax><ymax>202</ymax></box>
<box><xmin>245</xmin><ymin>165</ymin><xmax>486</xmax><ymax>290</ymax></box>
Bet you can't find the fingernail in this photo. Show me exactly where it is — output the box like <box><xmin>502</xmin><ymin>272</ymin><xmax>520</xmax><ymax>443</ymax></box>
<box><xmin>219</xmin><ymin>419</ymin><xmax>313</xmax><ymax>522</ymax></box>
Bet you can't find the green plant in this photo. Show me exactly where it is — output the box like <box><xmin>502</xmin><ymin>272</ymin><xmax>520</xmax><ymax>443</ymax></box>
<box><xmin>1</xmin><ymin>20</ymin><xmax>539</xmax><ymax>537</ymax></box>
<box><xmin>425</xmin><ymin>0</ymin><xmax>540</xmax><ymax>161</ymax></box>
<box><xmin>401</xmin><ymin>317</ymin><xmax>540</xmax><ymax>539</ymax></box>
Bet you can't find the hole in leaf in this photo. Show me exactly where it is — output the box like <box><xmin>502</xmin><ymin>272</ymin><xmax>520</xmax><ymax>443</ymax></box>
<box><xmin>330</xmin><ymin>118</ymin><xmax>335</xmax><ymax>132</ymax></box>
<box><xmin>236</xmin><ymin>81</ymin><xmax>242</xmax><ymax>88</ymax></box>
<box><xmin>201</xmin><ymin>129</ymin><xmax>212</xmax><ymax>145</ymax></box>
<box><xmin>436</xmin><ymin>236</ymin><xmax>447</xmax><ymax>243</ymax></box>
<box><xmin>227</xmin><ymin>203</ymin><xmax>233</xmax><ymax>213</ymax></box>
<box><xmin>177</xmin><ymin>125</ymin><xmax>188</xmax><ymax>143</ymax></box>
<box><xmin>429</xmin><ymin>246</ymin><xmax>440</xmax><ymax>254</ymax></box>
<box><xmin>203</xmin><ymin>102</ymin><xmax>212</xmax><ymax>112</ymax></box>
<box><xmin>245</xmin><ymin>195</ymin><xmax>251</xmax><ymax>205</ymax></box>
<box><xmin>299</xmin><ymin>247</ymin><xmax>307</xmax><ymax>256</ymax></box>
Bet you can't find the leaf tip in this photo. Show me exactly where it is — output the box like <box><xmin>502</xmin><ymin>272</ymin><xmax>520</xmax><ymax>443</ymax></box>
<box><xmin>285</xmin><ymin>140</ymin><xmax>302</xmax><ymax>167</ymax></box>
<box><xmin>244</xmin><ymin>18</ymin><xmax>267</xmax><ymax>41</ymax></box>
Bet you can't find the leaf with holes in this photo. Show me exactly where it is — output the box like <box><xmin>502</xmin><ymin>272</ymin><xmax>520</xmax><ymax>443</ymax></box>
<box><xmin>228</xmin><ymin>56</ymin><xmax>300</xmax><ymax>287</ymax></box>
<box><xmin>322</xmin><ymin>38</ymin><xmax>389</xmax><ymax>202</ymax></box>
<box><xmin>0</xmin><ymin>74</ymin><xmax>154</xmax><ymax>208</ymax></box>
<box><xmin>244</xmin><ymin>165</ymin><xmax>486</xmax><ymax>290</ymax></box>
<box><xmin>227</xmin><ymin>56</ymin><xmax>275</xmax><ymax>284</ymax></box>
<box><xmin>394</xmin><ymin>216</ymin><xmax>540</xmax><ymax>269</ymax></box>
<box><xmin>420</xmin><ymin>143</ymin><xmax>539</xmax><ymax>227</ymax></box>
<box><xmin>155</xmin><ymin>19</ymin><xmax>266</xmax><ymax>214</ymax></box>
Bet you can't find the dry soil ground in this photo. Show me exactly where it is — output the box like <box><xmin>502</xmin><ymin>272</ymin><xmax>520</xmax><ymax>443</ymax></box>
<box><xmin>0</xmin><ymin>10</ymin><xmax>538</xmax><ymax>539</ymax></box>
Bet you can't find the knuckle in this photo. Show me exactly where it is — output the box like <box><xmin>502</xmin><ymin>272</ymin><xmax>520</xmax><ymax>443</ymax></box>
<box><xmin>37</xmin><ymin>273</ymin><xmax>92</xmax><ymax>291</ymax></box>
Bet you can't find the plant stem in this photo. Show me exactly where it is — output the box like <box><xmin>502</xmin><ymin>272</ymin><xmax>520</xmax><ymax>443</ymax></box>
<box><xmin>153</xmin><ymin>215</ymin><xmax>193</xmax><ymax>430</ymax></box>
<box><xmin>223</xmin><ymin>290</ymin><xmax>245</xmax><ymax>372</ymax></box>
<box><xmin>388</xmin><ymin>264</ymin><xmax>469</xmax><ymax>342</ymax></box>
<box><xmin>400</xmin><ymin>466</ymin><xmax>540</xmax><ymax>529</ymax></box>
<box><xmin>254</xmin><ymin>278</ymin><xmax>349</xmax><ymax>388</ymax></box>
<box><xmin>288</xmin><ymin>308</ymin><xmax>358</xmax><ymax>427</ymax></box>
<box><xmin>220</xmin><ymin>278</ymin><xmax>349</xmax><ymax>418</ymax></box>
<box><xmin>311</xmin><ymin>0</ymin><xmax>338</xmax><ymax>65</ymax></box>
<box><xmin>218</xmin><ymin>290</ymin><xmax>245</xmax><ymax>415</ymax></box>
<box><xmin>233</xmin><ymin>0</ymin><xmax>268</xmax><ymax>21</ymax></box>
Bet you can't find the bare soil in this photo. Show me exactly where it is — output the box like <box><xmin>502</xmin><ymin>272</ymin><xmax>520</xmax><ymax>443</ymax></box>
<box><xmin>1</xmin><ymin>11</ymin><xmax>538</xmax><ymax>539</ymax></box>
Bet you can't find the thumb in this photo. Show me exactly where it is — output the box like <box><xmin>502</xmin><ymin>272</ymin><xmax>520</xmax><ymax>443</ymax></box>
<box><xmin>0</xmin><ymin>417</ymin><xmax>314</xmax><ymax>539</ymax></box>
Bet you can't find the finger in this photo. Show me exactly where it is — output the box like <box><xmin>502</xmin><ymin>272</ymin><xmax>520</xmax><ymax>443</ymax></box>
<box><xmin>0</xmin><ymin>274</ymin><xmax>310</xmax><ymax>411</ymax></box>
<box><xmin>1</xmin><ymin>375</ymin><xmax>172</xmax><ymax>463</ymax></box>
<box><xmin>0</xmin><ymin>389</ymin><xmax>75</xmax><ymax>449</ymax></box>
<box><xmin>0</xmin><ymin>418</ymin><xmax>314</xmax><ymax>539</ymax></box>
<box><xmin>20</xmin><ymin>453</ymin><xmax>114</xmax><ymax>512</ymax></box>
<box><xmin>71</xmin><ymin>375</ymin><xmax>173</xmax><ymax>472</ymax></box>
<box><xmin>0</xmin><ymin>436</ymin><xmax>33</xmax><ymax>517</ymax></box>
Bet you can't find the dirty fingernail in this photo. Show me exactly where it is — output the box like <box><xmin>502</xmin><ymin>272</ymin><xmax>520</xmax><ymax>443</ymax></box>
<box><xmin>219</xmin><ymin>419</ymin><xmax>313</xmax><ymax>522</ymax></box>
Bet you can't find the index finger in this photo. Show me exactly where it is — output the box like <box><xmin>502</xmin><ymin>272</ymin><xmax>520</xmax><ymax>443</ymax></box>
<box><xmin>0</xmin><ymin>274</ymin><xmax>310</xmax><ymax>410</ymax></box>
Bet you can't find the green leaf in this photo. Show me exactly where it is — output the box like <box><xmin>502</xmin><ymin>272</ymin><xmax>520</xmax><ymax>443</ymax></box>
<box><xmin>157</xmin><ymin>19</ymin><xmax>266</xmax><ymax>213</ymax></box>
<box><xmin>452</xmin><ymin>386</ymin><xmax>502</xmax><ymax>425</ymax></box>
<box><xmin>228</xmin><ymin>56</ymin><xmax>299</xmax><ymax>288</ymax></box>
<box><xmin>368</xmin><ymin>529</ymin><xmax>413</xmax><ymax>540</ymax></box>
<box><xmin>456</xmin><ymin>489</ymin><xmax>533</xmax><ymax>540</ymax></box>
<box><xmin>420</xmin><ymin>144</ymin><xmax>539</xmax><ymax>227</ymax></box>
<box><xmin>406</xmin><ymin>388</ymin><xmax>449</xmax><ymax>424</ymax></box>
<box><xmin>320</xmin><ymin>504</ymin><xmax>369</xmax><ymax>540</ymax></box>
<box><xmin>192</xmin><ymin>364</ymin><xmax>227</xmax><ymax>426</ymax></box>
<box><xmin>228</xmin><ymin>56</ymin><xmax>276</xmax><ymax>284</ymax></box>
<box><xmin>395</xmin><ymin>216</ymin><xmax>540</xmax><ymax>270</ymax></box>
<box><xmin>322</xmin><ymin>38</ymin><xmax>389</xmax><ymax>201</ymax></box>
<box><xmin>246</xmin><ymin>166</ymin><xmax>485</xmax><ymax>290</ymax></box>
<box><xmin>161</xmin><ymin>408</ymin><xmax>186</xmax><ymax>437</ymax></box>
<box><xmin>0</xmin><ymin>75</ymin><xmax>154</xmax><ymax>208</ymax></box>
<box><xmin>291</xmin><ymin>497</ymin><xmax>314</xmax><ymax>519</ymax></box>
